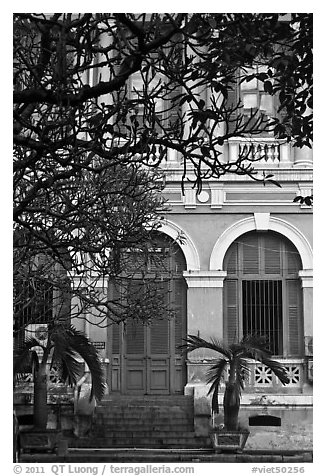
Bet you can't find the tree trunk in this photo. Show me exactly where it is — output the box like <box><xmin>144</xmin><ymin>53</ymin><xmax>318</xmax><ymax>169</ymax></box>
<box><xmin>223</xmin><ymin>382</ymin><xmax>240</xmax><ymax>431</ymax></box>
<box><xmin>33</xmin><ymin>363</ymin><xmax>48</xmax><ymax>429</ymax></box>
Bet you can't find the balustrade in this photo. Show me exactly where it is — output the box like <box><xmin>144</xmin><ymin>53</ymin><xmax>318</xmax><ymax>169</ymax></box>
<box><xmin>221</xmin><ymin>359</ymin><xmax>305</xmax><ymax>390</ymax></box>
<box><xmin>228</xmin><ymin>138</ymin><xmax>293</xmax><ymax>167</ymax></box>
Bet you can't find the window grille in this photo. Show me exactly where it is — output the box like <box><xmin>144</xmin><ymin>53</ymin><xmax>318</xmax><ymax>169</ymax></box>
<box><xmin>224</xmin><ymin>231</ymin><xmax>303</xmax><ymax>357</ymax></box>
<box><xmin>242</xmin><ymin>280</ymin><xmax>283</xmax><ymax>355</ymax></box>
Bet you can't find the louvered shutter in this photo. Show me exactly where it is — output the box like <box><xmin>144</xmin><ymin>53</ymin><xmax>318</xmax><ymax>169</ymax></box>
<box><xmin>287</xmin><ymin>246</ymin><xmax>301</xmax><ymax>275</ymax></box>
<box><xmin>112</xmin><ymin>323</ymin><xmax>120</xmax><ymax>354</ymax></box>
<box><xmin>264</xmin><ymin>235</ymin><xmax>281</xmax><ymax>274</ymax></box>
<box><xmin>242</xmin><ymin>234</ymin><xmax>259</xmax><ymax>274</ymax></box>
<box><xmin>109</xmin><ymin>281</ymin><xmax>121</xmax><ymax>354</ymax></box>
<box><xmin>150</xmin><ymin>318</ymin><xmax>169</xmax><ymax>354</ymax></box>
<box><xmin>168</xmin><ymin>83</ymin><xmax>182</xmax><ymax>133</ymax></box>
<box><xmin>126</xmin><ymin>319</ymin><xmax>145</xmax><ymax>354</ymax></box>
<box><xmin>224</xmin><ymin>279</ymin><xmax>239</xmax><ymax>345</ymax></box>
<box><xmin>225</xmin><ymin>71</ymin><xmax>239</xmax><ymax>134</ymax></box>
<box><xmin>174</xmin><ymin>242</ymin><xmax>187</xmax><ymax>273</ymax></box>
<box><xmin>150</xmin><ymin>280</ymin><xmax>169</xmax><ymax>354</ymax></box>
<box><xmin>225</xmin><ymin>244</ymin><xmax>238</xmax><ymax>274</ymax></box>
<box><xmin>174</xmin><ymin>278</ymin><xmax>186</xmax><ymax>355</ymax></box>
<box><xmin>286</xmin><ymin>279</ymin><xmax>302</xmax><ymax>357</ymax></box>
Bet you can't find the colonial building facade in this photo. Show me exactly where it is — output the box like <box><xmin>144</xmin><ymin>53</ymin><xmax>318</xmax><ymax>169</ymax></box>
<box><xmin>14</xmin><ymin>13</ymin><xmax>313</xmax><ymax>451</ymax></box>
<box><xmin>78</xmin><ymin>141</ymin><xmax>313</xmax><ymax>399</ymax></box>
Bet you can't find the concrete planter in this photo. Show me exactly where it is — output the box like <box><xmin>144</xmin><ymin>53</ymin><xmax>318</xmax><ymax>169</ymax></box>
<box><xmin>20</xmin><ymin>429</ymin><xmax>62</xmax><ymax>454</ymax></box>
<box><xmin>211</xmin><ymin>428</ymin><xmax>250</xmax><ymax>453</ymax></box>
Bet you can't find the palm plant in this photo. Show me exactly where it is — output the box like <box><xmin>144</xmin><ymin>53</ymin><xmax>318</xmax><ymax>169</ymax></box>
<box><xmin>14</xmin><ymin>323</ymin><xmax>106</xmax><ymax>430</ymax></box>
<box><xmin>183</xmin><ymin>334</ymin><xmax>290</xmax><ymax>431</ymax></box>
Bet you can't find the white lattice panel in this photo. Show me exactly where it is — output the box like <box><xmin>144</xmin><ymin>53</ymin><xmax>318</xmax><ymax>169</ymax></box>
<box><xmin>283</xmin><ymin>365</ymin><xmax>301</xmax><ymax>386</ymax></box>
<box><xmin>48</xmin><ymin>366</ymin><xmax>65</xmax><ymax>385</ymax></box>
<box><xmin>254</xmin><ymin>365</ymin><xmax>274</xmax><ymax>386</ymax></box>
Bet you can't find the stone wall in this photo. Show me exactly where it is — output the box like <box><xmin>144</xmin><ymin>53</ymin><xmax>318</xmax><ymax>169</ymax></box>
<box><xmin>186</xmin><ymin>384</ymin><xmax>313</xmax><ymax>451</ymax></box>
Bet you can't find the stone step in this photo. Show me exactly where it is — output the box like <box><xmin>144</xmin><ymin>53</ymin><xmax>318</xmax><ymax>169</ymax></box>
<box><xmin>71</xmin><ymin>437</ymin><xmax>211</xmax><ymax>448</ymax></box>
<box><xmin>97</xmin><ymin>412</ymin><xmax>192</xmax><ymax>418</ymax></box>
<box><xmin>98</xmin><ymin>406</ymin><xmax>193</xmax><ymax>412</ymax></box>
<box><xmin>96</xmin><ymin>408</ymin><xmax>193</xmax><ymax>414</ymax></box>
<box><xmin>102</xmin><ymin>395</ymin><xmax>193</xmax><ymax>403</ymax></box>
<box><xmin>92</xmin><ymin>430</ymin><xmax>197</xmax><ymax>438</ymax></box>
<box><xmin>94</xmin><ymin>416</ymin><xmax>193</xmax><ymax>422</ymax></box>
<box><xmin>72</xmin><ymin>395</ymin><xmax>202</xmax><ymax>449</ymax></box>
<box><xmin>95</xmin><ymin>422</ymin><xmax>193</xmax><ymax>430</ymax></box>
<box><xmin>95</xmin><ymin>416</ymin><xmax>193</xmax><ymax>424</ymax></box>
<box><xmin>93</xmin><ymin>424</ymin><xmax>194</xmax><ymax>432</ymax></box>
<box><xmin>100</xmin><ymin>401</ymin><xmax>194</xmax><ymax>407</ymax></box>
<box><xmin>20</xmin><ymin>448</ymin><xmax>314</xmax><ymax>464</ymax></box>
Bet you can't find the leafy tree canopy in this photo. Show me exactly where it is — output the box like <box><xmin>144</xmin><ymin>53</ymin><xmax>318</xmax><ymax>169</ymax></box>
<box><xmin>13</xmin><ymin>13</ymin><xmax>312</xmax><ymax>332</ymax></box>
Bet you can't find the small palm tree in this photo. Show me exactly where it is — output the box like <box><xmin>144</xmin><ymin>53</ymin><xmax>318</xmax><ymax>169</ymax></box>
<box><xmin>14</xmin><ymin>323</ymin><xmax>106</xmax><ymax>430</ymax></box>
<box><xmin>183</xmin><ymin>334</ymin><xmax>290</xmax><ymax>431</ymax></box>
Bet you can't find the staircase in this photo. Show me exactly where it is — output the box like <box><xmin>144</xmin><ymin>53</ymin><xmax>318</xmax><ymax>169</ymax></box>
<box><xmin>70</xmin><ymin>395</ymin><xmax>211</xmax><ymax>449</ymax></box>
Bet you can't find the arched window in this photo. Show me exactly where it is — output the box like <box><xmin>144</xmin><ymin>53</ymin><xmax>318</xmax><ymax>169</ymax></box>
<box><xmin>223</xmin><ymin>231</ymin><xmax>303</xmax><ymax>357</ymax></box>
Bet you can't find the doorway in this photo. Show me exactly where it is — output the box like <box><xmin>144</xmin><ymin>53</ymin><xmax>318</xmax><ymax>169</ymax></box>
<box><xmin>109</xmin><ymin>234</ymin><xmax>187</xmax><ymax>394</ymax></box>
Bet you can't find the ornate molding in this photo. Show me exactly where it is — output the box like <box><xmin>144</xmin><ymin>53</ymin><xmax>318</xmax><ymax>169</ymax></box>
<box><xmin>298</xmin><ymin>270</ymin><xmax>313</xmax><ymax>288</ymax></box>
<box><xmin>210</xmin><ymin>215</ymin><xmax>313</xmax><ymax>271</ymax></box>
<box><xmin>159</xmin><ymin>218</ymin><xmax>200</xmax><ymax>271</ymax></box>
<box><xmin>183</xmin><ymin>270</ymin><xmax>227</xmax><ymax>288</ymax></box>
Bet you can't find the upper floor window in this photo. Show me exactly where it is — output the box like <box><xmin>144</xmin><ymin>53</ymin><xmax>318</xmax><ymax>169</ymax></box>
<box><xmin>240</xmin><ymin>65</ymin><xmax>276</xmax><ymax>121</ymax></box>
<box><xmin>226</xmin><ymin>63</ymin><xmax>280</xmax><ymax>137</ymax></box>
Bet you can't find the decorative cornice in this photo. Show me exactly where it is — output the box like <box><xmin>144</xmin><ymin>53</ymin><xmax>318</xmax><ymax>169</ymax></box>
<box><xmin>298</xmin><ymin>270</ymin><xmax>313</xmax><ymax>288</ymax></box>
<box><xmin>183</xmin><ymin>270</ymin><xmax>227</xmax><ymax>288</ymax></box>
<box><xmin>163</xmin><ymin>168</ymin><xmax>313</xmax><ymax>183</ymax></box>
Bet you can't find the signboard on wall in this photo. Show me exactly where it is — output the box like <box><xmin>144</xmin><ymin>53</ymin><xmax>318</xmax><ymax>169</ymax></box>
<box><xmin>91</xmin><ymin>341</ymin><xmax>106</xmax><ymax>351</ymax></box>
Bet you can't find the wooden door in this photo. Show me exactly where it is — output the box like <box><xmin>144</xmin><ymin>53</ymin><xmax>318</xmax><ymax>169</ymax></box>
<box><xmin>109</xmin><ymin>234</ymin><xmax>187</xmax><ymax>394</ymax></box>
<box><xmin>110</xmin><ymin>277</ymin><xmax>187</xmax><ymax>394</ymax></box>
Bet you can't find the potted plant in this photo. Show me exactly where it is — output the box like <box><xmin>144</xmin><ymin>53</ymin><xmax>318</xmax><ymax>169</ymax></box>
<box><xmin>13</xmin><ymin>322</ymin><xmax>105</xmax><ymax>453</ymax></box>
<box><xmin>183</xmin><ymin>334</ymin><xmax>289</xmax><ymax>452</ymax></box>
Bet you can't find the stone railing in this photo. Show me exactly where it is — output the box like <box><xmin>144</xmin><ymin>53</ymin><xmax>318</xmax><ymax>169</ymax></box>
<box><xmin>227</xmin><ymin>138</ymin><xmax>292</xmax><ymax>167</ymax></box>
<box><xmin>222</xmin><ymin>359</ymin><xmax>306</xmax><ymax>390</ymax></box>
<box><xmin>157</xmin><ymin>139</ymin><xmax>294</xmax><ymax>171</ymax></box>
<box><xmin>113</xmin><ymin>136</ymin><xmax>312</xmax><ymax>171</ymax></box>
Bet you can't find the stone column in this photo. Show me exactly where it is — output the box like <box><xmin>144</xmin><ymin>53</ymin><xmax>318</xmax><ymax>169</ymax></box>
<box><xmin>298</xmin><ymin>270</ymin><xmax>313</xmax><ymax>343</ymax></box>
<box><xmin>183</xmin><ymin>270</ymin><xmax>227</xmax><ymax>336</ymax></box>
<box><xmin>183</xmin><ymin>271</ymin><xmax>227</xmax><ymax>436</ymax></box>
<box><xmin>183</xmin><ymin>270</ymin><xmax>227</xmax><ymax>379</ymax></box>
<box><xmin>279</xmin><ymin>141</ymin><xmax>293</xmax><ymax>166</ymax></box>
<box><xmin>294</xmin><ymin>146</ymin><xmax>313</xmax><ymax>167</ymax></box>
<box><xmin>298</xmin><ymin>269</ymin><xmax>313</xmax><ymax>391</ymax></box>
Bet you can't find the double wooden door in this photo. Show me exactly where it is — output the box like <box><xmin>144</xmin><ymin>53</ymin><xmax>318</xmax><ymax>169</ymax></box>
<box><xmin>110</xmin><ymin>279</ymin><xmax>187</xmax><ymax>395</ymax></box>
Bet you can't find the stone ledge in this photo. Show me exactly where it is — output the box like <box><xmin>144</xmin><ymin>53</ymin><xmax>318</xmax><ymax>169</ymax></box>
<box><xmin>187</xmin><ymin>383</ymin><xmax>313</xmax><ymax>409</ymax></box>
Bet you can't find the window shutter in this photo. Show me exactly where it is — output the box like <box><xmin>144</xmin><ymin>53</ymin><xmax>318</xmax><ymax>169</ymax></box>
<box><xmin>150</xmin><ymin>280</ymin><xmax>169</xmax><ymax>354</ymax></box>
<box><xmin>242</xmin><ymin>234</ymin><xmax>259</xmax><ymax>274</ymax></box>
<box><xmin>264</xmin><ymin>235</ymin><xmax>281</xmax><ymax>274</ymax></box>
<box><xmin>126</xmin><ymin>319</ymin><xmax>145</xmax><ymax>354</ymax></box>
<box><xmin>287</xmin><ymin>246</ymin><xmax>301</xmax><ymax>275</ymax></box>
<box><xmin>225</xmin><ymin>245</ymin><xmax>238</xmax><ymax>274</ymax></box>
<box><xmin>174</xmin><ymin>278</ymin><xmax>186</xmax><ymax>355</ymax></box>
<box><xmin>110</xmin><ymin>281</ymin><xmax>121</xmax><ymax>354</ymax></box>
<box><xmin>173</xmin><ymin>244</ymin><xmax>187</xmax><ymax>274</ymax></box>
<box><xmin>286</xmin><ymin>279</ymin><xmax>302</xmax><ymax>357</ymax></box>
<box><xmin>224</xmin><ymin>279</ymin><xmax>239</xmax><ymax>345</ymax></box>
<box><xmin>168</xmin><ymin>84</ymin><xmax>182</xmax><ymax>132</ymax></box>
<box><xmin>111</xmin><ymin>323</ymin><xmax>120</xmax><ymax>354</ymax></box>
<box><xmin>225</xmin><ymin>74</ymin><xmax>239</xmax><ymax>134</ymax></box>
<box><xmin>150</xmin><ymin>317</ymin><xmax>169</xmax><ymax>354</ymax></box>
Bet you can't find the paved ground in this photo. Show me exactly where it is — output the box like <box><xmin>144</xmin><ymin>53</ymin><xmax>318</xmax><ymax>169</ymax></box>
<box><xmin>20</xmin><ymin>448</ymin><xmax>313</xmax><ymax>463</ymax></box>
